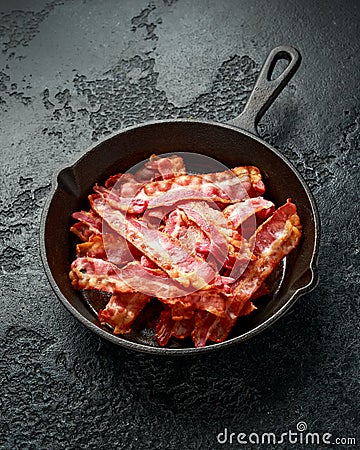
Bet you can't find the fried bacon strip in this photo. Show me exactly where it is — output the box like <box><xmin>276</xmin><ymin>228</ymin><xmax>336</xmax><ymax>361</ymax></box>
<box><xmin>171</xmin><ymin>316</ymin><xmax>194</xmax><ymax>339</ymax></box>
<box><xmin>158</xmin><ymin>290</ymin><xmax>226</xmax><ymax>317</ymax></box>
<box><xmin>90</xmin><ymin>193</ymin><xmax>222</xmax><ymax>290</ymax></box>
<box><xmin>223</xmin><ymin>197</ymin><xmax>275</xmax><ymax>230</ymax></box>
<box><xmin>70</xmin><ymin>210</ymin><xmax>102</xmax><ymax>241</ymax></box>
<box><xmin>191</xmin><ymin>199</ymin><xmax>302</xmax><ymax>347</ymax></box>
<box><xmin>157</xmin><ymin>285</ymin><xmax>262</xmax><ymax>347</ymax></box>
<box><xmin>76</xmin><ymin>235</ymin><xmax>106</xmax><ymax>259</ymax></box>
<box><xmin>71</xmin><ymin>255</ymin><xmax>232</xmax><ymax>302</ymax></box>
<box><xmin>155</xmin><ymin>306</ymin><xmax>194</xmax><ymax>346</ymax></box>
<box><xmin>104</xmin><ymin>155</ymin><xmax>186</xmax><ymax>197</ymax></box>
<box><xmin>163</xmin><ymin>209</ymin><xmax>185</xmax><ymax>236</ymax></box>
<box><xmin>155</xmin><ymin>308</ymin><xmax>174</xmax><ymax>346</ymax></box>
<box><xmin>164</xmin><ymin>204</ymin><xmax>228</xmax><ymax>263</ymax></box>
<box><xmin>70</xmin><ymin>254</ymin><xmax>231</xmax><ymax>317</ymax></box>
<box><xmin>70</xmin><ymin>257</ymin><xmax>134</xmax><ymax>294</ymax></box>
<box><xmin>127</xmin><ymin>166</ymin><xmax>265</xmax><ymax>213</ymax></box>
<box><xmin>164</xmin><ymin>209</ymin><xmax>212</xmax><ymax>259</ymax></box>
<box><xmin>144</xmin><ymin>153</ymin><xmax>186</xmax><ymax>180</ymax></box>
<box><xmin>105</xmin><ymin>173</ymin><xmax>145</xmax><ymax>198</ymax></box>
<box><xmin>230</xmin><ymin>166</ymin><xmax>265</xmax><ymax>197</ymax></box>
<box><xmin>178</xmin><ymin>200</ymin><xmax>254</xmax><ymax>272</ymax></box>
<box><xmin>70</xmin><ymin>257</ymin><xmax>192</xmax><ymax>298</ymax></box>
<box><xmin>118</xmin><ymin>261</ymin><xmax>193</xmax><ymax>298</ymax></box>
<box><xmin>177</xmin><ymin>201</ymin><xmax>230</xmax><ymax>261</ymax></box>
<box><xmin>190</xmin><ymin>296</ymin><xmax>256</xmax><ymax>347</ymax></box>
<box><xmin>94</xmin><ymin>184</ymin><xmax>153</xmax><ymax>216</ymax></box>
<box><xmin>98</xmin><ymin>293</ymin><xmax>150</xmax><ymax>334</ymax></box>
<box><xmin>171</xmin><ymin>302</ymin><xmax>195</xmax><ymax>320</ymax></box>
<box><xmin>76</xmin><ymin>233</ymin><xmax>136</xmax><ymax>267</ymax></box>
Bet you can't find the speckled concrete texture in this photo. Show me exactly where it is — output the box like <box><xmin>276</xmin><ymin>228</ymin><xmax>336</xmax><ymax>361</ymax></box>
<box><xmin>0</xmin><ymin>1</ymin><xmax>359</xmax><ymax>449</ymax></box>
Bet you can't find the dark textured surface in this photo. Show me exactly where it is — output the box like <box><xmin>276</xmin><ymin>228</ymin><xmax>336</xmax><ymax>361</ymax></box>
<box><xmin>0</xmin><ymin>1</ymin><xmax>359</xmax><ymax>449</ymax></box>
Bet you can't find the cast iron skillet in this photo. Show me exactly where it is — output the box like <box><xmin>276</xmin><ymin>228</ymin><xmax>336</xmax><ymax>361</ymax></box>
<box><xmin>40</xmin><ymin>45</ymin><xmax>320</xmax><ymax>355</ymax></box>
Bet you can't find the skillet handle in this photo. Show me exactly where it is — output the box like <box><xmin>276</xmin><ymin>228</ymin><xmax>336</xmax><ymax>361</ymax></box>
<box><xmin>228</xmin><ymin>45</ymin><xmax>301</xmax><ymax>135</ymax></box>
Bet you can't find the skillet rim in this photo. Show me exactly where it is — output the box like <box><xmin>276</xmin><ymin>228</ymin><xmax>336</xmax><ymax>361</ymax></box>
<box><xmin>40</xmin><ymin>118</ymin><xmax>320</xmax><ymax>355</ymax></box>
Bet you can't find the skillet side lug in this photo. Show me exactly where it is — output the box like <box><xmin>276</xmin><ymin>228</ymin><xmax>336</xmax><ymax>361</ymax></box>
<box><xmin>57</xmin><ymin>166</ymin><xmax>81</xmax><ymax>197</ymax></box>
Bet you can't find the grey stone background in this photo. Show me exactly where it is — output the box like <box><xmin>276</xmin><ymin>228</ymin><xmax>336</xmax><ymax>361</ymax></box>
<box><xmin>0</xmin><ymin>0</ymin><xmax>358</xmax><ymax>449</ymax></box>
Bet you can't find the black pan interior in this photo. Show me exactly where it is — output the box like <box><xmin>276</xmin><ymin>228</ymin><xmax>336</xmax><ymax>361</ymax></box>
<box><xmin>43</xmin><ymin>121</ymin><xmax>317</xmax><ymax>351</ymax></box>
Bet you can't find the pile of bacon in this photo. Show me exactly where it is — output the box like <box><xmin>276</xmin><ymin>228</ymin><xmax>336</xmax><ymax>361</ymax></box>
<box><xmin>69</xmin><ymin>154</ymin><xmax>302</xmax><ymax>347</ymax></box>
